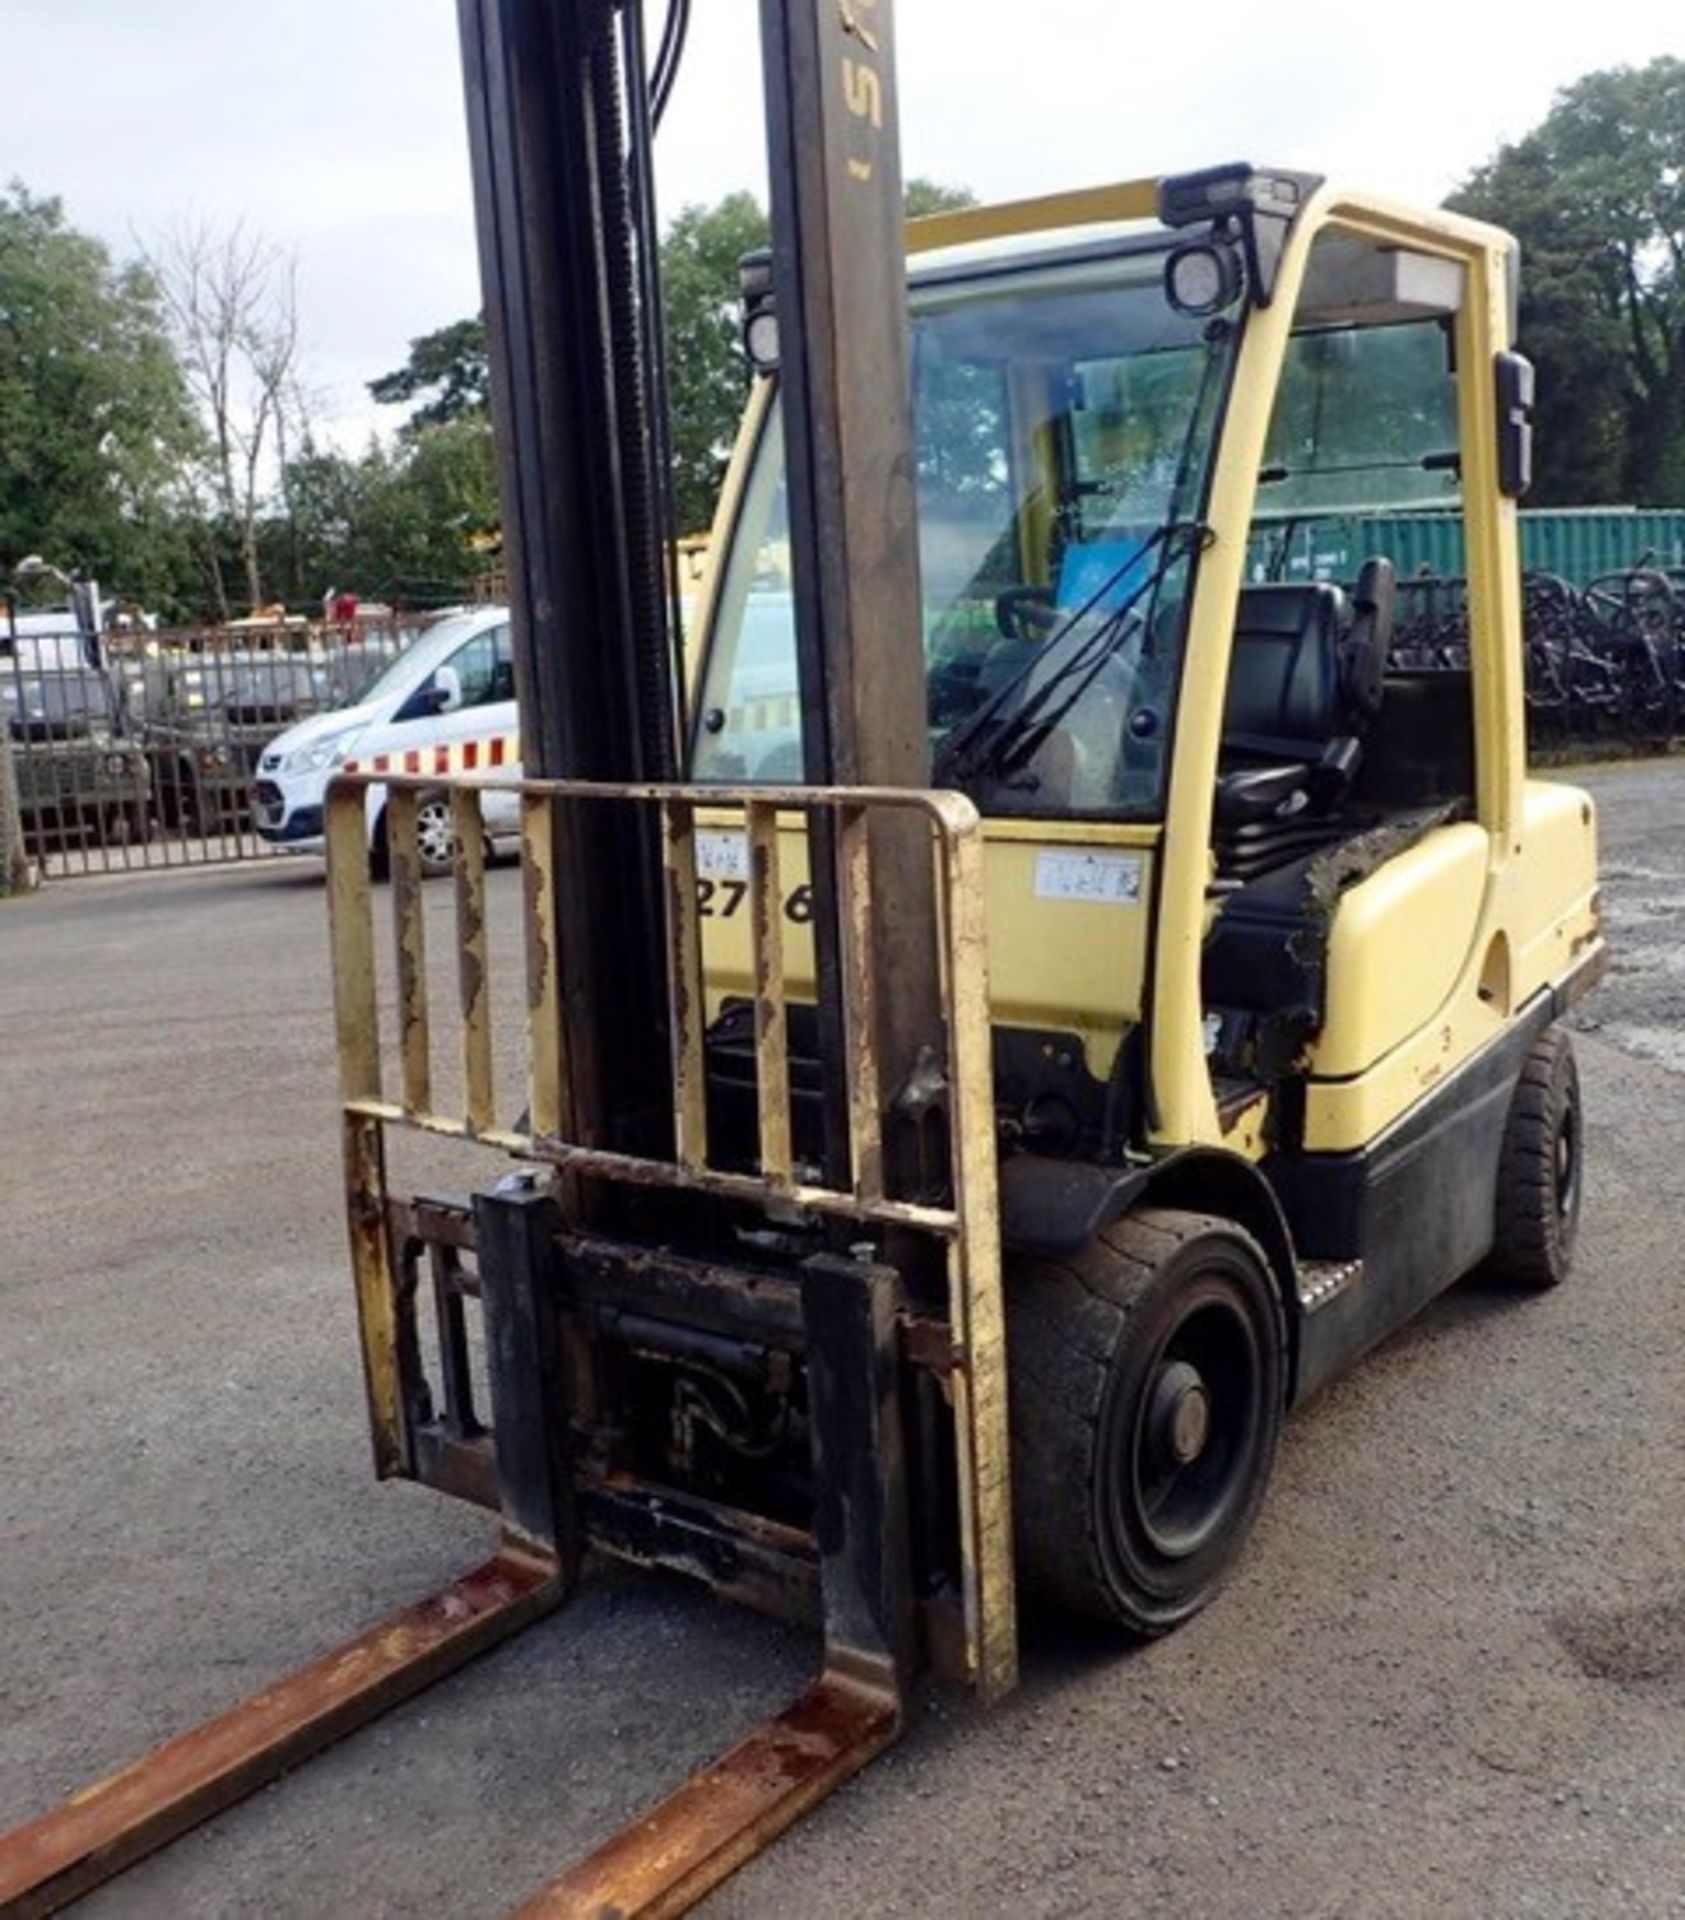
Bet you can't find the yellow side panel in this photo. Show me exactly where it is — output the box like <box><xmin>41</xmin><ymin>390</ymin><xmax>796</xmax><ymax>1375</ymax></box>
<box><xmin>1308</xmin><ymin>824</ymin><xmax>1488</xmax><ymax>1079</ymax></box>
<box><xmin>982</xmin><ymin>835</ymin><xmax>1153</xmax><ymax>1072</ymax></box>
<box><xmin>1304</xmin><ymin>973</ymin><xmax>1507</xmax><ymax>1153</ymax></box>
<box><xmin>1303</xmin><ymin>782</ymin><xmax>1602</xmax><ymax>1154</ymax></box>
<box><xmin>1507</xmin><ymin>779</ymin><xmax>1601</xmax><ymax>1006</ymax></box>
<box><xmin>699</xmin><ymin>817</ymin><xmax>1154</xmax><ymax>1079</ymax></box>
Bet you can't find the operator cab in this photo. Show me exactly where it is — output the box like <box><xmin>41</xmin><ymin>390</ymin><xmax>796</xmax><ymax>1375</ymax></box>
<box><xmin>688</xmin><ymin>179</ymin><xmax>1499</xmax><ymax>1160</ymax></box>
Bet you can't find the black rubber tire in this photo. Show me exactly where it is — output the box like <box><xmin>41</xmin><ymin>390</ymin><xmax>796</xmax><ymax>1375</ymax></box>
<box><xmin>1489</xmin><ymin>1026</ymin><xmax>1582</xmax><ymax>1290</ymax></box>
<box><xmin>1007</xmin><ymin>1207</ymin><xmax>1285</xmax><ymax>1635</ymax></box>
<box><xmin>368</xmin><ymin>810</ymin><xmax>390</xmax><ymax>883</ymax></box>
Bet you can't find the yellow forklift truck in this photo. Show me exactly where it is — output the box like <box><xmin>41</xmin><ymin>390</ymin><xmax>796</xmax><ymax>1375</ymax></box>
<box><xmin>0</xmin><ymin>0</ymin><xmax>1603</xmax><ymax>1913</ymax></box>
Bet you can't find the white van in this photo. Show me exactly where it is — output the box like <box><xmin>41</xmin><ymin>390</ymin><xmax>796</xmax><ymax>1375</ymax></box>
<box><xmin>252</xmin><ymin>606</ymin><xmax>519</xmax><ymax>874</ymax></box>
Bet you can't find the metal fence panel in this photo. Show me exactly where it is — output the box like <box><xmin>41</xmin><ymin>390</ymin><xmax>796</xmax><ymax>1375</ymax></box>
<box><xmin>2</xmin><ymin>620</ymin><xmax>410</xmax><ymax>879</ymax></box>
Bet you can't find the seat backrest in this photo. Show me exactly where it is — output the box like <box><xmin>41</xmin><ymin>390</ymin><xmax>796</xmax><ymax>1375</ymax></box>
<box><xmin>1221</xmin><ymin>582</ymin><xmax>1349</xmax><ymax>760</ymax></box>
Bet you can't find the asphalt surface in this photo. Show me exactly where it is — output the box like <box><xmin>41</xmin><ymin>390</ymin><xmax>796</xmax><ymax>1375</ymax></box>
<box><xmin>2</xmin><ymin>762</ymin><xmax>1683</xmax><ymax>1919</ymax></box>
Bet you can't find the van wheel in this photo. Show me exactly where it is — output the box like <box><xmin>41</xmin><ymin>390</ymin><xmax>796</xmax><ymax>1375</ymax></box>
<box><xmin>1007</xmin><ymin>1208</ymin><xmax>1284</xmax><ymax>1634</ymax></box>
<box><xmin>1489</xmin><ymin>1026</ymin><xmax>1582</xmax><ymax>1290</ymax></box>
<box><xmin>414</xmin><ymin>790</ymin><xmax>461</xmax><ymax>878</ymax></box>
<box><xmin>374</xmin><ymin>793</ymin><xmax>482</xmax><ymax>881</ymax></box>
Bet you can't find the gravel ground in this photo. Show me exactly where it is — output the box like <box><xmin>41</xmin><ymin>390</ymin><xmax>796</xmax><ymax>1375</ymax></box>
<box><xmin>1</xmin><ymin>762</ymin><xmax>1682</xmax><ymax>1919</ymax></box>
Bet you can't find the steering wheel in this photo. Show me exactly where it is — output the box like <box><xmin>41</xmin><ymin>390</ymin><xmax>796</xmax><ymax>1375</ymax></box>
<box><xmin>994</xmin><ymin>584</ymin><xmax>1058</xmax><ymax>643</ymax></box>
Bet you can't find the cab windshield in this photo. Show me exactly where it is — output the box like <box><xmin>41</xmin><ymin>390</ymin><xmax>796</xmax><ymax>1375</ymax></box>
<box><xmin>690</xmin><ymin>244</ymin><xmax>1240</xmax><ymax>817</ymax></box>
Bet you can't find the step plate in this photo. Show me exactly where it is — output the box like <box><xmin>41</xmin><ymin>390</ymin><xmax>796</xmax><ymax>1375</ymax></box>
<box><xmin>1297</xmin><ymin>1258</ymin><xmax>1365</xmax><ymax>1312</ymax></box>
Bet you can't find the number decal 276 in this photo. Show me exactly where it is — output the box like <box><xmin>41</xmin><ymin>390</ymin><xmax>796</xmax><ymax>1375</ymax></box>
<box><xmin>697</xmin><ymin>880</ymin><xmax>813</xmax><ymax>923</ymax></box>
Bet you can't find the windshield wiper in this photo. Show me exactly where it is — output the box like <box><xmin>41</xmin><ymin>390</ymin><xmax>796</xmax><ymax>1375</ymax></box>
<box><xmin>934</xmin><ymin>313</ymin><xmax>1232</xmax><ymax>796</ymax></box>
<box><xmin>935</xmin><ymin>521</ymin><xmax>1205</xmax><ymax>789</ymax></box>
<box><xmin>932</xmin><ymin>523</ymin><xmax>1174</xmax><ymax>788</ymax></box>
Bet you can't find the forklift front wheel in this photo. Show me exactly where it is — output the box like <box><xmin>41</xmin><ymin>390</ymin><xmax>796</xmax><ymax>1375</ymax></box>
<box><xmin>1489</xmin><ymin>1025</ymin><xmax>1582</xmax><ymax>1291</ymax></box>
<box><xmin>1008</xmin><ymin>1207</ymin><xmax>1284</xmax><ymax>1636</ymax></box>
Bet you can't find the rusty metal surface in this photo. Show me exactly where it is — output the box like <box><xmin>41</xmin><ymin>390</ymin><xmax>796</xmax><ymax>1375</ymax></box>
<box><xmin>452</xmin><ymin>790</ymin><xmax>496</xmax><ymax>1132</ymax></box>
<box><xmin>326</xmin><ymin>777</ymin><xmax>381</xmax><ymax>1107</ymax></box>
<box><xmin>936</xmin><ymin>817</ymin><xmax>1019</xmax><ymax>1703</ymax></box>
<box><xmin>351</xmin><ymin>1097</ymin><xmax>961</xmax><ymax>1235</ymax></box>
<box><xmin>899</xmin><ymin>1313</ymin><xmax>958</xmax><ymax>1378</ymax></box>
<box><xmin>662</xmin><ymin>797</ymin><xmax>709</xmax><ymax>1169</ymax></box>
<box><xmin>388</xmin><ymin>1193</ymin><xmax>479</xmax><ymax>1255</ymax></box>
<box><xmin>521</xmin><ymin>793</ymin><xmax>569</xmax><ymax>1141</ymax></box>
<box><xmin>745</xmin><ymin>800</ymin><xmax>792</xmax><ymax>1182</ymax></box>
<box><xmin>580</xmin><ymin>1473</ymin><xmax>820</xmax><ymax>1625</ymax></box>
<box><xmin>387</xmin><ymin>786</ymin><xmax>432</xmax><ymax>1113</ymax></box>
<box><xmin>323</xmin><ymin>770</ymin><xmax>1017</xmax><ymax>1699</ymax></box>
<box><xmin>514</xmin><ymin>1676</ymin><xmax>897</xmax><ymax>1920</ymax></box>
<box><xmin>344</xmin><ymin>1110</ymin><xmax>406</xmax><ymax>1480</ymax></box>
<box><xmin>756</xmin><ymin>0</ymin><xmax>945</xmax><ymax>1213</ymax></box>
<box><xmin>564</xmin><ymin>1232</ymin><xmax>807</xmax><ymax>1351</ymax></box>
<box><xmin>836</xmin><ymin>806</ymin><xmax>884</xmax><ymax>1201</ymax></box>
<box><xmin>0</xmin><ymin>1548</ymin><xmax>564</xmax><ymax>1920</ymax></box>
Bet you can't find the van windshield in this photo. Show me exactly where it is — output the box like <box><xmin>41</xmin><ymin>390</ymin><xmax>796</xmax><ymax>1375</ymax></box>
<box><xmin>690</xmin><ymin>246</ymin><xmax>1240</xmax><ymax>818</ymax></box>
<box><xmin>350</xmin><ymin>612</ymin><xmax>494</xmax><ymax>711</ymax></box>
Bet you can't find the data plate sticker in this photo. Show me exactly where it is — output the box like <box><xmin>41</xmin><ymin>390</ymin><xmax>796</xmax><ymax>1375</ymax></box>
<box><xmin>695</xmin><ymin>829</ymin><xmax>749</xmax><ymax>880</ymax></box>
<box><xmin>1034</xmin><ymin>848</ymin><xmax>1142</xmax><ymax>905</ymax></box>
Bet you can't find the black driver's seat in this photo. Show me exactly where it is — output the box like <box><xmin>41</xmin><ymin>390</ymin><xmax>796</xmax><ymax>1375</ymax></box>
<box><xmin>1213</xmin><ymin>560</ymin><xmax>1394</xmax><ymax>880</ymax></box>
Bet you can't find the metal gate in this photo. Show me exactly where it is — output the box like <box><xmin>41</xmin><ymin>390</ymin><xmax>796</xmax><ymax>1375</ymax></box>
<box><xmin>2</xmin><ymin>620</ymin><xmax>408</xmax><ymax>880</ymax></box>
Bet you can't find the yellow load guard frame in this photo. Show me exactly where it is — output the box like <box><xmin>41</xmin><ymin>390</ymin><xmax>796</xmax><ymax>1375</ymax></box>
<box><xmin>0</xmin><ymin>771</ymin><xmax>1015</xmax><ymax>1920</ymax></box>
<box><xmin>329</xmin><ymin>770</ymin><xmax>1016</xmax><ymax>1700</ymax></box>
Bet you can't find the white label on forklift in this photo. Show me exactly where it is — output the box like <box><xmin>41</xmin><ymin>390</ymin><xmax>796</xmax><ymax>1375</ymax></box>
<box><xmin>695</xmin><ymin>829</ymin><xmax>749</xmax><ymax>880</ymax></box>
<box><xmin>1034</xmin><ymin>849</ymin><xmax>1142</xmax><ymax>905</ymax></box>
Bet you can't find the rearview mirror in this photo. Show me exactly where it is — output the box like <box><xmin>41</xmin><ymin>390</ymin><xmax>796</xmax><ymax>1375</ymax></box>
<box><xmin>1495</xmin><ymin>351</ymin><xmax>1535</xmax><ymax>499</ymax></box>
<box><xmin>432</xmin><ymin>665</ymin><xmax>463</xmax><ymax>713</ymax></box>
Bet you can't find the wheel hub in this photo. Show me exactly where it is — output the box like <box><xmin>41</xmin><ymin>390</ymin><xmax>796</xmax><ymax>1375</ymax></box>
<box><xmin>418</xmin><ymin>804</ymin><xmax>456</xmax><ymax>864</ymax></box>
<box><xmin>1150</xmin><ymin>1360</ymin><xmax>1210</xmax><ymax>1466</ymax></box>
<box><xmin>1556</xmin><ymin>1111</ymin><xmax>1578</xmax><ymax>1215</ymax></box>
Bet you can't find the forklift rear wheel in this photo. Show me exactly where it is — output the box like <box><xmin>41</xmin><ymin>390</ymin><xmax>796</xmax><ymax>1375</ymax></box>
<box><xmin>1008</xmin><ymin>1207</ymin><xmax>1284</xmax><ymax>1635</ymax></box>
<box><xmin>1489</xmin><ymin>1025</ymin><xmax>1582</xmax><ymax>1290</ymax></box>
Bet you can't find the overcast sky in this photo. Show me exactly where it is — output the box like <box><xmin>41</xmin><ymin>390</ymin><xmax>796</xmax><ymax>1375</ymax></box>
<box><xmin>9</xmin><ymin>0</ymin><xmax>1678</xmax><ymax>449</ymax></box>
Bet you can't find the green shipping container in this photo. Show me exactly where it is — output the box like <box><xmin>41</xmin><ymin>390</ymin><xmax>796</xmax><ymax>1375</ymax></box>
<box><xmin>1257</xmin><ymin>507</ymin><xmax>1685</xmax><ymax>587</ymax></box>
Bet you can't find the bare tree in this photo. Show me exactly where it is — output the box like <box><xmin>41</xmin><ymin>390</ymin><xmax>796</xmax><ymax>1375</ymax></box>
<box><xmin>148</xmin><ymin>220</ymin><xmax>300</xmax><ymax>614</ymax></box>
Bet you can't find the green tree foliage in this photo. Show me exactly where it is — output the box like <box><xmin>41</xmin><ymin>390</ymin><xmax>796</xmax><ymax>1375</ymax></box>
<box><xmin>370</xmin><ymin>180</ymin><xmax>977</xmax><ymax>537</ymax></box>
<box><xmin>661</xmin><ymin>179</ymin><xmax>975</xmax><ymax>531</ymax></box>
<box><xmin>0</xmin><ymin>184</ymin><xmax>201</xmax><ymax>607</ymax></box>
<box><xmin>367</xmin><ymin>317</ymin><xmax>490</xmax><ymax>433</ymax></box>
<box><xmin>1450</xmin><ymin>57</ymin><xmax>1685</xmax><ymax>505</ymax></box>
<box><xmin>660</xmin><ymin>190</ymin><xmax>774</xmax><ymax>532</ymax></box>
<box><xmin>265</xmin><ymin>417</ymin><xmax>499</xmax><ymax>606</ymax></box>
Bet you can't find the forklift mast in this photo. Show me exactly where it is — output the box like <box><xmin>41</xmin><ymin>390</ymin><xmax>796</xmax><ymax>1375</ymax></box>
<box><xmin>460</xmin><ymin>0</ymin><xmax>941</xmax><ymax>1184</ymax></box>
<box><xmin>458</xmin><ymin>0</ymin><xmax>680</xmax><ymax>1156</ymax></box>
